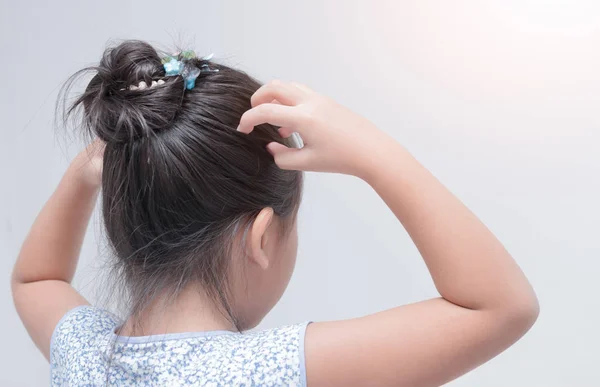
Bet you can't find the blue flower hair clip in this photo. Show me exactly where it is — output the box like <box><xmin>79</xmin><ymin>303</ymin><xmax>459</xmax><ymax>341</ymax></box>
<box><xmin>161</xmin><ymin>51</ymin><xmax>219</xmax><ymax>90</ymax></box>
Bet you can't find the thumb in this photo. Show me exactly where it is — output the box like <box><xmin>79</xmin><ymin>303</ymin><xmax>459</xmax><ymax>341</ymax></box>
<box><xmin>266</xmin><ymin>142</ymin><xmax>311</xmax><ymax>171</ymax></box>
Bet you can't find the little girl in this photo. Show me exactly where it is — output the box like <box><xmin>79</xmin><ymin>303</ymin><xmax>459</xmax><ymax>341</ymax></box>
<box><xmin>12</xmin><ymin>40</ymin><xmax>538</xmax><ymax>386</ymax></box>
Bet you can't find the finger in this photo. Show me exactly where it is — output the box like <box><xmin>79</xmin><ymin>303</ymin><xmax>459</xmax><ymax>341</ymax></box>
<box><xmin>266</xmin><ymin>142</ymin><xmax>312</xmax><ymax>171</ymax></box>
<box><xmin>237</xmin><ymin>104</ymin><xmax>300</xmax><ymax>134</ymax></box>
<box><xmin>278</xmin><ymin>127</ymin><xmax>295</xmax><ymax>138</ymax></box>
<box><xmin>251</xmin><ymin>80</ymin><xmax>305</xmax><ymax>107</ymax></box>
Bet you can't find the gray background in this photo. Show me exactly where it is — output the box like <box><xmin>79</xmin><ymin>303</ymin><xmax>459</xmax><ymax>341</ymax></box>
<box><xmin>1</xmin><ymin>0</ymin><xmax>598</xmax><ymax>385</ymax></box>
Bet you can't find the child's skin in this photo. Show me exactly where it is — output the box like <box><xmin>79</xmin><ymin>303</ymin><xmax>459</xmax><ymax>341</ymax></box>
<box><xmin>13</xmin><ymin>80</ymin><xmax>538</xmax><ymax>386</ymax></box>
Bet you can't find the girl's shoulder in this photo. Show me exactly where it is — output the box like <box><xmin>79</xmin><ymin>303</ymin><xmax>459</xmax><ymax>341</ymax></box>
<box><xmin>51</xmin><ymin>305</ymin><xmax>118</xmax><ymax>356</ymax></box>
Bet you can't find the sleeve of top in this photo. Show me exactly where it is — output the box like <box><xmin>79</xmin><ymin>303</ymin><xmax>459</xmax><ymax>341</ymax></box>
<box><xmin>50</xmin><ymin>305</ymin><xmax>119</xmax><ymax>375</ymax></box>
<box><xmin>298</xmin><ymin>321</ymin><xmax>311</xmax><ymax>387</ymax></box>
<box><xmin>244</xmin><ymin>321</ymin><xmax>312</xmax><ymax>387</ymax></box>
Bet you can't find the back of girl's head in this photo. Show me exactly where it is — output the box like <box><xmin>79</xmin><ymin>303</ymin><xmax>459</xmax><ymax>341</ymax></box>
<box><xmin>62</xmin><ymin>40</ymin><xmax>302</xmax><ymax>329</ymax></box>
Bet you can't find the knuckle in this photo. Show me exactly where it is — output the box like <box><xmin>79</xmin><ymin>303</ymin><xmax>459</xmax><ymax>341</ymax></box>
<box><xmin>298</xmin><ymin>106</ymin><xmax>316</xmax><ymax>123</ymax></box>
<box><xmin>259</xmin><ymin>104</ymin><xmax>275</xmax><ymax>119</ymax></box>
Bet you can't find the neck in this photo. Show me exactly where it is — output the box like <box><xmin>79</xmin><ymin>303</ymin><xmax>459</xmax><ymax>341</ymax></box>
<box><xmin>120</xmin><ymin>285</ymin><xmax>236</xmax><ymax>337</ymax></box>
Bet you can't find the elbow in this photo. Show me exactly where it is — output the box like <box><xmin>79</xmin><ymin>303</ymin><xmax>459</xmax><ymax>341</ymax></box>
<box><xmin>11</xmin><ymin>267</ymin><xmax>21</xmax><ymax>292</ymax></box>
<box><xmin>10</xmin><ymin>263</ymin><xmax>32</xmax><ymax>302</ymax></box>
<box><xmin>503</xmin><ymin>291</ymin><xmax>540</xmax><ymax>337</ymax></box>
<box><xmin>517</xmin><ymin>295</ymin><xmax>540</xmax><ymax>331</ymax></box>
<box><xmin>10</xmin><ymin>270</ymin><xmax>25</xmax><ymax>303</ymax></box>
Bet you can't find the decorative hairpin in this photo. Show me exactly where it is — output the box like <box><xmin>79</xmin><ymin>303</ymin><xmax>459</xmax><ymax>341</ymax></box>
<box><xmin>123</xmin><ymin>51</ymin><xmax>218</xmax><ymax>92</ymax></box>
<box><xmin>161</xmin><ymin>51</ymin><xmax>219</xmax><ymax>90</ymax></box>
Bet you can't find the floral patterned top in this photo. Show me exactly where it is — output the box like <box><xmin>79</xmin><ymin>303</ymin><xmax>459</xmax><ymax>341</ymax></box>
<box><xmin>50</xmin><ymin>306</ymin><xmax>309</xmax><ymax>386</ymax></box>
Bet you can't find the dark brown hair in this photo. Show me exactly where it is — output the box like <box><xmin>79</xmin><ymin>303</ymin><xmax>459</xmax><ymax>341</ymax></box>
<box><xmin>61</xmin><ymin>40</ymin><xmax>303</xmax><ymax>330</ymax></box>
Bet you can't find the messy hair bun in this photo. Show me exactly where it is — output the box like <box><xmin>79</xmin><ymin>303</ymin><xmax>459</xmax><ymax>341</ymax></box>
<box><xmin>60</xmin><ymin>40</ymin><xmax>303</xmax><ymax>330</ymax></box>
<box><xmin>72</xmin><ymin>40</ymin><xmax>203</xmax><ymax>143</ymax></box>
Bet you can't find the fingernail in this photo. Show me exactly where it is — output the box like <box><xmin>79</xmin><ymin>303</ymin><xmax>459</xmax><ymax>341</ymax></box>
<box><xmin>236</xmin><ymin>125</ymin><xmax>242</xmax><ymax>132</ymax></box>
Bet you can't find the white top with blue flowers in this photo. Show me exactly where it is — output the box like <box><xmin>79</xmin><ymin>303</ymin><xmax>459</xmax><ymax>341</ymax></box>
<box><xmin>50</xmin><ymin>306</ymin><xmax>309</xmax><ymax>386</ymax></box>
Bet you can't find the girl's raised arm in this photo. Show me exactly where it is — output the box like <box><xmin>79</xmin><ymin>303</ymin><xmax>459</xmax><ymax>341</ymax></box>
<box><xmin>239</xmin><ymin>81</ymin><xmax>539</xmax><ymax>387</ymax></box>
<box><xmin>11</xmin><ymin>142</ymin><xmax>103</xmax><ymax>360</ymax></box>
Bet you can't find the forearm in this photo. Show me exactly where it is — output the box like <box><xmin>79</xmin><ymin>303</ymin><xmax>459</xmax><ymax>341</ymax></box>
<box><xmin>363</xmin><ymin>142</ymin><xmax>537</xmax><ymax>312</ymax></box>
<box><xmin>12</xmin><ymin>162</ymin><xmax>100</xmax><ymax>285</ymax></box>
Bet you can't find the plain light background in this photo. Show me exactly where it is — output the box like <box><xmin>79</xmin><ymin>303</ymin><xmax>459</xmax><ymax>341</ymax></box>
<box><xmin>1</xmin><ymin>0</ymin><xmax>598</xmax><ymax>385</ymax></box>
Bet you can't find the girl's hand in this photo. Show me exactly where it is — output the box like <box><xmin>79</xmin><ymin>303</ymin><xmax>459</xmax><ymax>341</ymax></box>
<box><xmin>70</xmin><ymin>139</ymin><xmax>105</xmax><ymax>188</ymax></box>
<box><xmin>237</xmin><ymin>81</ymin><xmax>396</xmax><ymax>178</ymax></box>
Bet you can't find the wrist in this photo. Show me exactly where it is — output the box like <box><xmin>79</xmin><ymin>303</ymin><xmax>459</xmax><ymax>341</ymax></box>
<box><xmin>66</xmin><ymin>159</ymin><xmax>102</xmax><ymax>191</ymax></box>
<box><xmin>355</xmin><ymin>136</ymin><xmax>413</xmax><ymax>183</ymax></box>
<box><xmin>67</xmin><ymin>146</ymin><xmax>103</xmax><ymax>189</ymax></box>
